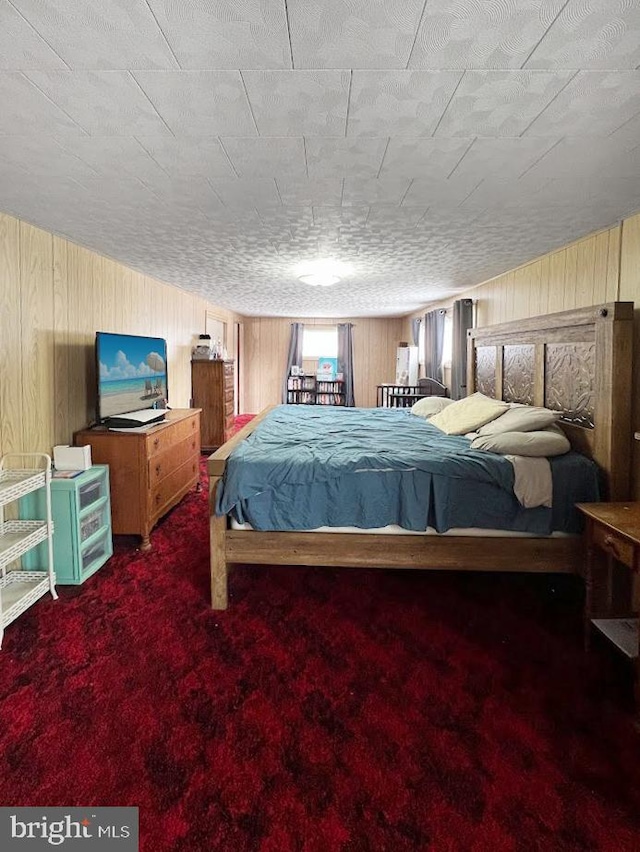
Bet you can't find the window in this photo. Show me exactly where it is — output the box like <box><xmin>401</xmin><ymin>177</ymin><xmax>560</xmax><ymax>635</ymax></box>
<box><xmin>442</xmin><ymin>315</ymin><xmax>453</xmax><ymax>369</ymax></box>
<box><xmin>303</xmin><ymin>326</ymin><xmax>338</xmax><ymax>358</ymax></box>
<box><xmin>418</xmin><ymin>314</ymin><xmax>452</xmax><ymax>368</ymax></box>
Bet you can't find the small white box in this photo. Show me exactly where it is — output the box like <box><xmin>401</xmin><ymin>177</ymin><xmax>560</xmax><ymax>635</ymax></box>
<box><xmin>53</xmin><ymin>444</ymin><xmax>92</xmax><ymax>471</ymax></box>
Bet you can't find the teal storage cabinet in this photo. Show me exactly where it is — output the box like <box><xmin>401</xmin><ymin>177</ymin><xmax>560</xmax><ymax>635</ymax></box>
<box><xmin>21</xmin><ymin>465</ymin><xmax>113</xmax><ymax>585</ymax></box>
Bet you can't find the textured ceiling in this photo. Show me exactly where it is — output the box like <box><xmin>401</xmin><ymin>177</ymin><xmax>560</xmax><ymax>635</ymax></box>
<box><xmin>1</xmin><ymin>0</ymin><xmax>640</xmax><ymax>317</ymax></box>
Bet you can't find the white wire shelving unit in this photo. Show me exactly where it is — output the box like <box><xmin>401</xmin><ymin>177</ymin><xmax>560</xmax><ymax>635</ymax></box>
<box><xmin>0</xmin><ymin>453</ymin><xmax>57</xmax><ymax>647</ymax></box>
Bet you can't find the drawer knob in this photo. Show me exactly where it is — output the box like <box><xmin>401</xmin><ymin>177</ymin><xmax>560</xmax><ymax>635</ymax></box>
<box><xmin>153</xmin><ymin>438</ymin><xmax>160</xmax><ymax>449</ymax></box>
<box><xmin>155</xmin><ymin>463</ymin><xmax>161</xmax><ymax>476</ymax></box>
<box><xmin>155</xmin><ymin>493</ymin><xmax>161</xmax><ymax>506</ymax></box>
<box><xmin>603</xmin><ymin>534</ymin><xmax>620</xmax><ymax>559</ymax></box>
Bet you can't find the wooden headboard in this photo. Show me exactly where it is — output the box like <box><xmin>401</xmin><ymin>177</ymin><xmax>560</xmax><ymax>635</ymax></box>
<box><xmin>467</xmin><ymin>303</ymin><xmax>633</xmax><ymax>500</ymax></box>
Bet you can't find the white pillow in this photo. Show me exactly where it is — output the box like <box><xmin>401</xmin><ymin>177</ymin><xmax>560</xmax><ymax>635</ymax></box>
<box><xmin>476</xmin><ymin>403</ymin><xmax>560</xmax><ymax>436</ymax></box>
<box><xmin>429</xmin><ymin>392</ymin><xmax>509</xmax><ymax>436</ymax></box>
<box><xmin>471</xmin><ymin>425</ymin><xmax>570</xmax><ymax>457</ymax></box>
<box><xmin>411</xmin><ymin>396</ymin><xmax>454</xmax><ymax>418</ymax></box>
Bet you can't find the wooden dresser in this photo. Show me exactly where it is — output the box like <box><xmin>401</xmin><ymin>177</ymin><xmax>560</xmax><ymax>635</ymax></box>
<box><xmin>74</xmin><ymin>409</ymin><xmax>201</xmax><ymax>551</ymax></box>
<box><xmin>191</xmin><ymin>360</ymin><xmax>234</xmax><ymax>452</ymax></box>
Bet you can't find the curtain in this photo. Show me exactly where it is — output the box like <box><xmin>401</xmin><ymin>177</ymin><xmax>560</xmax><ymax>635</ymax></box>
<box><xmin>423</xmin><ymin>309</ymin><xmax>445</xmax><ymax>383</ymax></box>
<box><xmin>282</xmin><ymin>322</ymin><xmax>304</xmax><ymax>403</ymax></box>
<box><xmin>451</xmin><ymin>299</ymin><xmax>474</xmax><ymax>400</ymax></box>
<box><xmin>411</xmin><ymin>317</ymin><xmax>421</xmax><ymax>347</ymax></box>
<box><xmin>337</xmin><ymin>322</ymin><xmax>355</xmax><ymax>407</ymax></box>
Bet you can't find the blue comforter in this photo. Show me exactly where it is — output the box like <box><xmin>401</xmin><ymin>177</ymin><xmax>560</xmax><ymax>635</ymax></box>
<box><xmin>215</xmin><ymin>405</ymin><xmax>599</xmax><ymax>534</ymax></box>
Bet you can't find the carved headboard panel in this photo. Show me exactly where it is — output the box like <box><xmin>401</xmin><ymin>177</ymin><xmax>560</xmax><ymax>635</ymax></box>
<box><xmin>467</xmin><ymin>303</ymin><xmax>633</xmax><ymax>500</ymax></box>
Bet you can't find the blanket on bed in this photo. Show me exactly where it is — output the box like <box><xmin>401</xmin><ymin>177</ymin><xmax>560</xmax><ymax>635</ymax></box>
<box><xmin>214</xmin><ymin>405</ymin><xmax>599</xmax><ymax>534</ymax></box>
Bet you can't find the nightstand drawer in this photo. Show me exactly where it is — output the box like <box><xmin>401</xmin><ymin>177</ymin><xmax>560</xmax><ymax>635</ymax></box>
<box><xmin>592</xmin><ymin>523</ymin><xmax>634</xmax><ymax>568</ymax></box>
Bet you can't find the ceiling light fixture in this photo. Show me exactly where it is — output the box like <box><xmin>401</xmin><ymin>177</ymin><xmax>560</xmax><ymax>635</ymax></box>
<box><xmin>298</xmin><ymin>272</ymin><xmax>340</xmax><ymax>287</ymax></box>
<box><xmin>295</xmin><ymin>258</ymin><xmax>350</xmax><ymax>287</ymax></box>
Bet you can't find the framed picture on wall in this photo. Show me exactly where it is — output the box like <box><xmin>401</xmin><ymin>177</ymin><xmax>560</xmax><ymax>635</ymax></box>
<box><xmin>317</xmin><ymin>357</ymin><xmax>338</xmax><ymax>381</ymax></box>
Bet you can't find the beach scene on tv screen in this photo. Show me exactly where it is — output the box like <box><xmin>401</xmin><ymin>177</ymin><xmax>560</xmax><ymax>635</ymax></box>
<box><xmin>98</xmin><ymin>334</ymin><xmax>167</xmax><ymax>418</ymax></box>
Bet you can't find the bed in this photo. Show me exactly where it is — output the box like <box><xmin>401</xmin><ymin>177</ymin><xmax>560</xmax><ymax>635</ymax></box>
<box><xmin>208</xmin><ymin>303</ymin><xmax>633</xmax><ymax>610</ymax></box>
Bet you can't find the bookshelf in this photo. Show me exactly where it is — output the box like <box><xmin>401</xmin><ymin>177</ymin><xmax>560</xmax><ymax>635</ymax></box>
<box><xmin>286</xmin><ymin>376</ymin><xmax>345</xmax><ymax>406</ymax></box>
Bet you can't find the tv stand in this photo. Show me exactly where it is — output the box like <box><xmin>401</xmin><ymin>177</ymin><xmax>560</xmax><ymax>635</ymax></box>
<box><xmin>74</xmin><ymin>409</ymin><xmax>201</xmax><ymax>550</ymax></box>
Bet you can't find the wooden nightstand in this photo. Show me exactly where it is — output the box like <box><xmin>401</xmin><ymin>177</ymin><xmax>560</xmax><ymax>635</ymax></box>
<box><xmin>577</xmin><ymin>502</ymin><xmax>640</xmax><ymax>717</ymax></box>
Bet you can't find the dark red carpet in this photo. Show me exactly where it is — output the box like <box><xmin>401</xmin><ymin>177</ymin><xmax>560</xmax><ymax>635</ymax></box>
<box><xmin>233</xmin><ymin>413</ymin><xmax>257</xmax><ymax>432</ymax></box>
<box><xmin>1</xmin><ymin>452</ymin><xmax>640</xmax><ymax>850</ymax></box>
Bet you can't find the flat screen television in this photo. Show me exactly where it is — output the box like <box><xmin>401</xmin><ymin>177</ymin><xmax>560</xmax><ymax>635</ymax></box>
<box><xmin>95</xmin><ymin>331</ymin><xmax>168</xmax><ymax>424</ymax></box>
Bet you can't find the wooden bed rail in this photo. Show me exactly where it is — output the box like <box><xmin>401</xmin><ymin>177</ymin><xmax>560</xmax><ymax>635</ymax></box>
<box><xmin>208</xmin><ymin>405</ymin><xmax>274</xmax><ymax>609</ymax></box>
<box><xmin>208</xmin><ymin>404</ymin><xmax>275</xmax><ymax>477</ymax></box>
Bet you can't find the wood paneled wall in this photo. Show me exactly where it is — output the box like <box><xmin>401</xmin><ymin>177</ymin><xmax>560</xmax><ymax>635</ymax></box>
<box><xmin>242</xmin><ymin>316</ymin><xmax>405</xmax><ymax>411</ymax></box>
<box><xmin>403</xmin><ymin>223</ymin><xmax>622</xmax><ymax>338</ymax></box>
<box><xmin>467</xmin><ymin>225</ymin><xmax>620</xmax><ymax>326</ymax></box>
<box><xmin>0</xmin><ymin>212</ymin><xmax>237</xmax><ymax>457</ymax></box>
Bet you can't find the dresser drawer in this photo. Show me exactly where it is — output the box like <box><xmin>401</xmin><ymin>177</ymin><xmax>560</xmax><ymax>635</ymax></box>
<box><xmin>146</xmin><ymin>413</ymin><xmax>200</xmax><ymax>458</ymax></box>
<box><xmin>149</xmin><ymin>456</ymin><xmax>199</xmax><ymax>519</ymax></box>
<box><xmin>224</xmin><ymin>363</ymin><xmax>234</xmax><ymax>379</ymax></box>
<box><xmin>148</xmin><ymin>434</ymin><xmax>199</xmax><ymax>485</ymax></box>
<box><xmin>224</xmin><ymin>386</ymin><xmax>234</xmax><ymax>404</ymax></box>
<box><xmin>592</xmin><ymin>523</ymin><xmax>634</xmax><ymax>568</ymax></box>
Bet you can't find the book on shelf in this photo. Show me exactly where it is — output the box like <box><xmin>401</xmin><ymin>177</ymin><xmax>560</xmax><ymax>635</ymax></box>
<box><xmin>317</xmin><ymin>380</ymin><xmax>344</xmax><ymax>393</ymax></box>
<box><xmin>316</xmin><ymin>393</ymin><xmax>345</xmax><ymax>405</ymax></box>
<box><xmin>287</xmin><ymin>375</ymin><xmax>316</xmax><ymax>392</ymax></box>
<box><xmin>286</xmin><ymin>390</ymin><xmax>314</xmax><ymax>404</ymax></box>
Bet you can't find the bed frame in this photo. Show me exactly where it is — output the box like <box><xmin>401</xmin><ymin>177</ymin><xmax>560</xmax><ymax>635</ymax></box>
<box><xmin>208</xmin><ymin>302</ymin><xmax>633</xmax><ymax>610</ymax></box>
